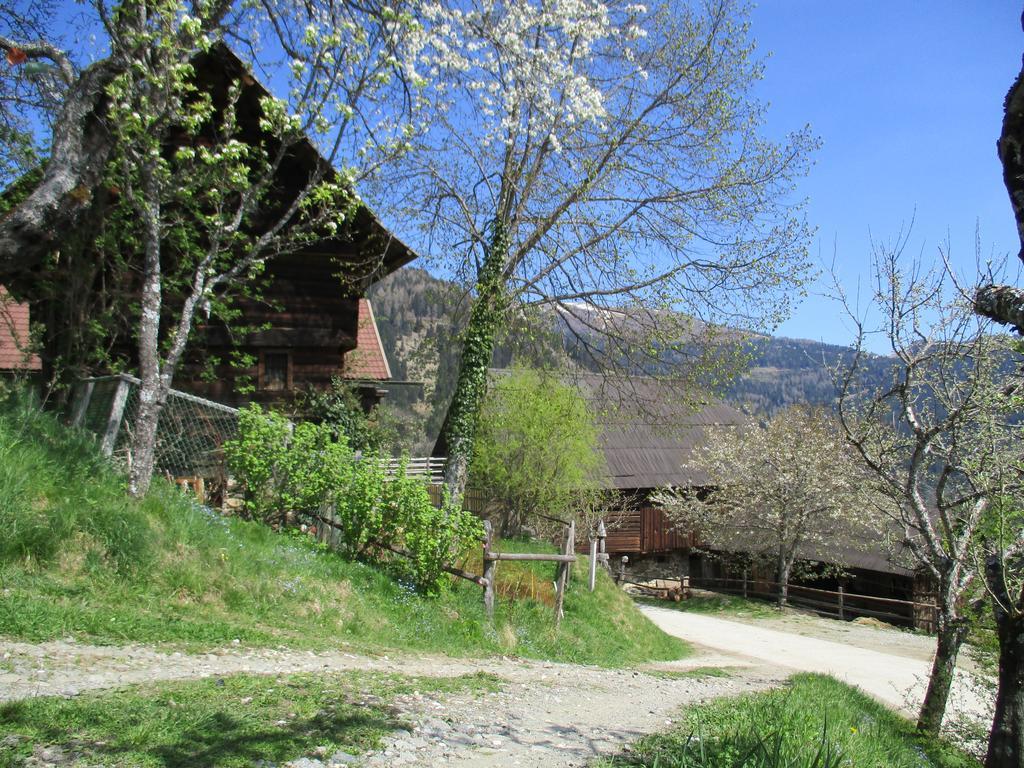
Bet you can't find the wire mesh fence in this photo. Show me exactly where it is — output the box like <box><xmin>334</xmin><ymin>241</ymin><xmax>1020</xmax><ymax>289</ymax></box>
<box><xmin>69</xmin><ymin>374</ymin><xmax>447</xmax><ymax>492</ymax></box>
<box><xmin>69</xmin><ymin>374</ymin><xmax>239</xmax><ymax>480</ymax></box>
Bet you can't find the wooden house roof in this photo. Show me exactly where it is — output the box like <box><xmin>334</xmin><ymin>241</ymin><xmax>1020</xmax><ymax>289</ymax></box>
<box><xmin>191</xmin><ymin>44</ymin><xmax>418</xmax><ymax>282</ymax></box>
<box><xmin>0</xmin><ymin>286</ymin><xmax>40</xmax><ymax>371</ymax></box>
<box><xmin>478</xmin><ymin>370</ymin><xmax>747</xmax><ymax>491</ymax></box>
<box><xmin>570</xmin><ymin>374</ymin><xmax>747</xmax><ymax>490</ymax></box>
<box><xmin>341</xmin><ymin>298</ymin><xmax>392</xmax><ymax>381</ymax></box>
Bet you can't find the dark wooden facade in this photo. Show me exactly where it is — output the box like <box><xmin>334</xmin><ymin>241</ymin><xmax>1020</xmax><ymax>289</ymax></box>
<box><xmin>181</xmin><ymin>253</ymin><xmax>368</xmax><ymax>408</ymax></box>
<box><xmin>605</xmin><ymin>505</ymin><xmax>697</xmax><ymax>555</ymax></box>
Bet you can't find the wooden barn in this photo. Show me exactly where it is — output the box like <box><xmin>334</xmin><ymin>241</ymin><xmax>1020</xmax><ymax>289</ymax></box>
<box><xmin>573</xmin><ymin>374</ymin><xmax>745</xmax><ymax>557</ymax></box>
<box><xmin>579</xmin><ymin>374</ymin><xmax>931</xmax><ymax>626</ymax></box>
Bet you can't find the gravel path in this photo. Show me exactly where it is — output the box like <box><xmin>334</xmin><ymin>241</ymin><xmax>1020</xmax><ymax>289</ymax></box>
<box><xmin>3</xmin><ymin>604</ymin><xmax>993</xmax><ymax>766</ymax></box>
<box><xmin>0</xmin><ymin>638</ymin><xmax>779</xmax><ymax>767</ymax></box>
<box><xmin>640</xmin><ymin>604</ymin><xmax>993</xmax><ymax>730</ymax></box>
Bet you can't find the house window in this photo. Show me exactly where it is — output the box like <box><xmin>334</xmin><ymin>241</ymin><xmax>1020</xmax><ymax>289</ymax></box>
<box><xmin>261</xmin><ymin>351</ymin><xmax>290</xmax><ymax>391</ymax></box>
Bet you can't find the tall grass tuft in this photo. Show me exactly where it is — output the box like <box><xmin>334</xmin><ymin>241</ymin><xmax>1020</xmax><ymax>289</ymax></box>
<box><xmin>597</xmin><ymin>674</ymin><xmax>977</xmax><ymax>768</ymax></box>
<box><xmin>0</xmin><ymin>391</ymin><xmax>152</xmax><ymax>573</ymax></box>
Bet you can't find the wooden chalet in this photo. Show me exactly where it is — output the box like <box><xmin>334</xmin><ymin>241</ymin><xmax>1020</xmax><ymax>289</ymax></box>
<box><xmin>3</xmin><ymin>44</ymin><xmax>413</xmax><ymax>410</ymax></box>
<box><xmin>171</xmin><ymin>45</ymin><xmax>413</xmax><ymax>410</ymax></box>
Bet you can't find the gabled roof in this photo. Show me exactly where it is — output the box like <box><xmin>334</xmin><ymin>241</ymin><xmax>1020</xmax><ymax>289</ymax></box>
<box><xmin>341</xmin><ymin>298</ymin><xmax>392</xmax><ymax>380</ymax></box>
<box><xmin>0</xmin><ymin>286</ymin><xmax>41</xmax><ymax>371</ymax></box>
<box><xmin>193</xmin><ymin>43</ymin><xmax>419</xmax><ymax>281</ymax></box>
<box><xmin>568</xmin><ymin>374</ymin><xmax>747</xmax><ymax>490</ymax></box>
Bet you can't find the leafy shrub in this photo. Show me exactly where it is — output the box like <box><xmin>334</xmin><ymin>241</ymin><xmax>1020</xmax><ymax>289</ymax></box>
<box><xmin>225</xmin><ymin>405</ymin><xmax>482</xmax><ymax>593</ymax></box>
<box><xmin>224</xmin><ymin>405</ymin><xmax>351</xmax><ymax>524</ymax></box>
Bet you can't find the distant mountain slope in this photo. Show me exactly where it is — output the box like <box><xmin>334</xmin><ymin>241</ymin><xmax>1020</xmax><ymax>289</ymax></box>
<box><xmin>368</xmin><ymin>268</ymin><xmax>896</xmax><ymax>448</ymax></box>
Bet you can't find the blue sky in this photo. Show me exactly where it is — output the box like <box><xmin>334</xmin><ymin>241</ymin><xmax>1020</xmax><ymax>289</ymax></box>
<box><xmin>749</xmin><ymin>1</ymin><xmax>1022</xmax><ymax>349</ymax></box>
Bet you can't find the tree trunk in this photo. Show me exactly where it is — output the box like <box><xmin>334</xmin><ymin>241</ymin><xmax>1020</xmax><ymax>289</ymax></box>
<box><xmin>917</xmin><ymin>613</ymin><xmax>968</xmax><ymax>734</ymax></box>
<box><xmin>127</xmin><ymin>181</ymin><xmax>164</xmax><ymax>498</ymax></box>
<box><xmin>442</xmin><ymin>222</ymin><xmax>510</xmax><ymax>505</ymax></box>
<box><xmin>985</xmin><ymin>554</ymin><xmax>1024</xmax><ymax>768</ymax></box>
<box><xmin>776</xmin><ymin>548</ymin><xmax>791</xmax><ymax>609</ymax></box>
<box><xmin>977</xmin><ymin>30</ymin><xmax>1024</xmax><ymax>333</ymax></box>
<box><xmin>0</xmin><ymin>58</ymin><xmax>120</xmax><ymax>279</ymax></box>
<box><xmin>128</xmin><ymin>378</ymin><xmax>166</xmax><ymax>497</ymax></box>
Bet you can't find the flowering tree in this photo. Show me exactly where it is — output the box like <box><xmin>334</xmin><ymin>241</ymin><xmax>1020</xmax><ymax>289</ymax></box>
<box><xmin>0</xmin><ymin>0</ymin><xmax>433</xmax><ymax>494</ymax></box>
<box><xmin>834</xmin><ymin>240</ymin><xmax>1023</xmax><ymax>736</ymax></box>
<box><xmin>654</xmin><ymin>405</ymin><xmax>878</xmax><ymax>609</ymax></box>
<box><xmin>380</xmin><ymin>0</ymin><xmax>817</xmax><ymax>500</ymax></box>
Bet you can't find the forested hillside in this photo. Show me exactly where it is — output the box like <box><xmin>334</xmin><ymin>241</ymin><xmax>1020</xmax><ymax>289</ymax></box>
<box><xmin>368</xmin><ymin>268</ymin><xmax>896</xmax><ymax>451</ymax></box>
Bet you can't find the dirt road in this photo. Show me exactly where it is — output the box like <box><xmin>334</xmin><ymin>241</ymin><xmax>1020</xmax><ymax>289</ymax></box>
<box><xmin>0</xmin><ymin>604</ymin><xmax>994</xmax><ymax>766</ymax></box>
<box><xmin>0</xmin><ymin>637</ymin><xmax>778</xmax><ymax>767</ymax></box>
<box><xmin>640</xmin><ymin>604</ymin><xmax>992</xmax><ymax>729</ymax></box>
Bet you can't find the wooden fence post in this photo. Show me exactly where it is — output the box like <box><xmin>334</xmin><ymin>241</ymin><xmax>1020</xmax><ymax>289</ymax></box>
<box><xmin>100</xmin><ymin>376</ymin><xmax>131</xmax><ymax>457</ymax></box>
<box><xmin>742</xmin><ymin>566</ymin><xmax>749</xmax><ymax>599</ymax></box>
<box><xmin>553</xmin><ymin>520</ymin><xmax>574</xmax><ymax>627</ymax></box>
<box><xmin>70</xmin><ymin>380</ymin><xmax>95</xmax><ymax>428</ymax></box>
<box><xmin>588</xmin><ymin>538</ymin><xmax>598</xmax><ymax>592</ymax></box>
<box><xmin>482</xmin><ymin>520</ymin><xmax>496</xmax><ymax>621</ymax></box>
<box><xmin>837</xmin><ymin>581</ymin><xmax>845</xmax><ymax>620</ymax></box>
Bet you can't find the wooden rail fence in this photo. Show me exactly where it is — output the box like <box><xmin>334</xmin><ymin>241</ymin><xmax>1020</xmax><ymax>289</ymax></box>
<box><xmin>313</xmin><ymin>505</ymin><xmax>612</xmax><ymax>626</ymax></box>
<box><xmin>688</xmin><ymin>575</ymin><xmax>938</xmax><ymax>632</ymax></box>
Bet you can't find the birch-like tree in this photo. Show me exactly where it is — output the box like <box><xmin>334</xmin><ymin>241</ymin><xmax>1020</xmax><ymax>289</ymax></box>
<box><xmin>0</xmin><ymin>0</ymin><xmax>435</xmax><ymax>494</ymax></box>
<box><xmin>654</xmin><ymin>405</ymin><xmax>878</xmax><ymax>608</ymax></box>
<box><xmin>835</xmin><ymin>240</ymin><xmax>1022</xmax><ymax>736</ymax></box>
<box><xmin>379</xmin><ymin>0</ymin><xmax>817</xmax><ymax>500</ymax></box>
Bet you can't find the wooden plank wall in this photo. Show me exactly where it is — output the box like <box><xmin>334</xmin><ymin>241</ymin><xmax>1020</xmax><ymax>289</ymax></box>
<box><xmin>605</xmin><ymin>506</ymin><xmax>694</xmax><ymax>555</ymax></box>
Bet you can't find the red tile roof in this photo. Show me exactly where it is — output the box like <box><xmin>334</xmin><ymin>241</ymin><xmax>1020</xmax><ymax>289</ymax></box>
<box><xmin>341</xmin><ymin>298</ymin><xmax>392</xmax><ymax>381</ymax></box>
<box><xmin>0</xmin><ymin>287</ymin><xmax>41</xmax><ymax>371</ymax></box>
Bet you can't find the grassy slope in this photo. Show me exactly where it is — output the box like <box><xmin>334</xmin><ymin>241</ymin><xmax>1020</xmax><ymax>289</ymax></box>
<box><xmin>593</xmin><ymin>674</ymin><xmax>978</xmax><ymax>768</ymax></box>
<box><xmin>0</xmin><ymin>398</ymin><xmax>685</xmax><ymax>667</ymax></box>
<box><xmin>0</xmin><ymin>671</ymin><xmax>500</xmax><ymax>768</ymax></box>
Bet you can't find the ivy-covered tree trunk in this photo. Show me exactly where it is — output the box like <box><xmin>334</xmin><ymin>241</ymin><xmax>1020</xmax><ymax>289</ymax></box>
<box><xmin>442</xmin><ymin>222</ymin><xmax>509</xmax><ymax>505</ymax></box>
<box><xmin>985</xmin><ymin>555</ymin><xmax>1024</xmax><ymax>768</ymax></box>
<box><xmin>917</xmin><ymin>599</ymin><xmax>968</xmax><ymax>734</ymax></box>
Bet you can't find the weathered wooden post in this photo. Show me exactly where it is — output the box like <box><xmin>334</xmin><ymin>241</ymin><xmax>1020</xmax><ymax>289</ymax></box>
<box><xmin>616</xmin><ymin>555</ymin><xmax>628</xmax><ymax>585</ymax></box>
<box><xmin>69</xmin><ymin>379</ymin><xmax>95</xmax><ymax>428</ymax></box>
<box><xmin>742</xmin><ymin>566</ymin><xmax>749</xmax><ymax>599</ymax></box>
<box><xmin>837</xmin><ymin>580</ymin><xmax>845</xmax><ymax>620</ymax></box>
<box><xmin>100</xmin><ymin>376</ymin><xmax>132</xmax><ymax>457</ymax></box>
<box><xmin>482</xmin><ymin>520</ymin><xmax>496</xmax><ymax>621</ymax></box>
<box><xmin>588</xmin><ymin>538</ymin><xmax>598</xmax><ymax>592</ymax></box>
<box><xmin>553</xmin><ymin>520</ymin><xmax>574</xmax><ymax>627</ymax></box>
<box><xmin>597</xmin><ymin>519</ymin><xmax>608</xmax><ymax>570</ymax></box>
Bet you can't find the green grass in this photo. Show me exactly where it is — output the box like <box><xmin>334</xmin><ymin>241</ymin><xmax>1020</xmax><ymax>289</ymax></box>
<box><xmin>0</xmin><ymin>396</ymin><xmax>687</xmax><ymax>667</ymax></box>
<box><xmin>0</xmin><ymin>670</ymin><xmax>498</xmax><ymax>767</ymax></box>
<box><xmin>592</xmin><ymin>674</ymin><xmax>979</xmax><ymax>768</ymax></box>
